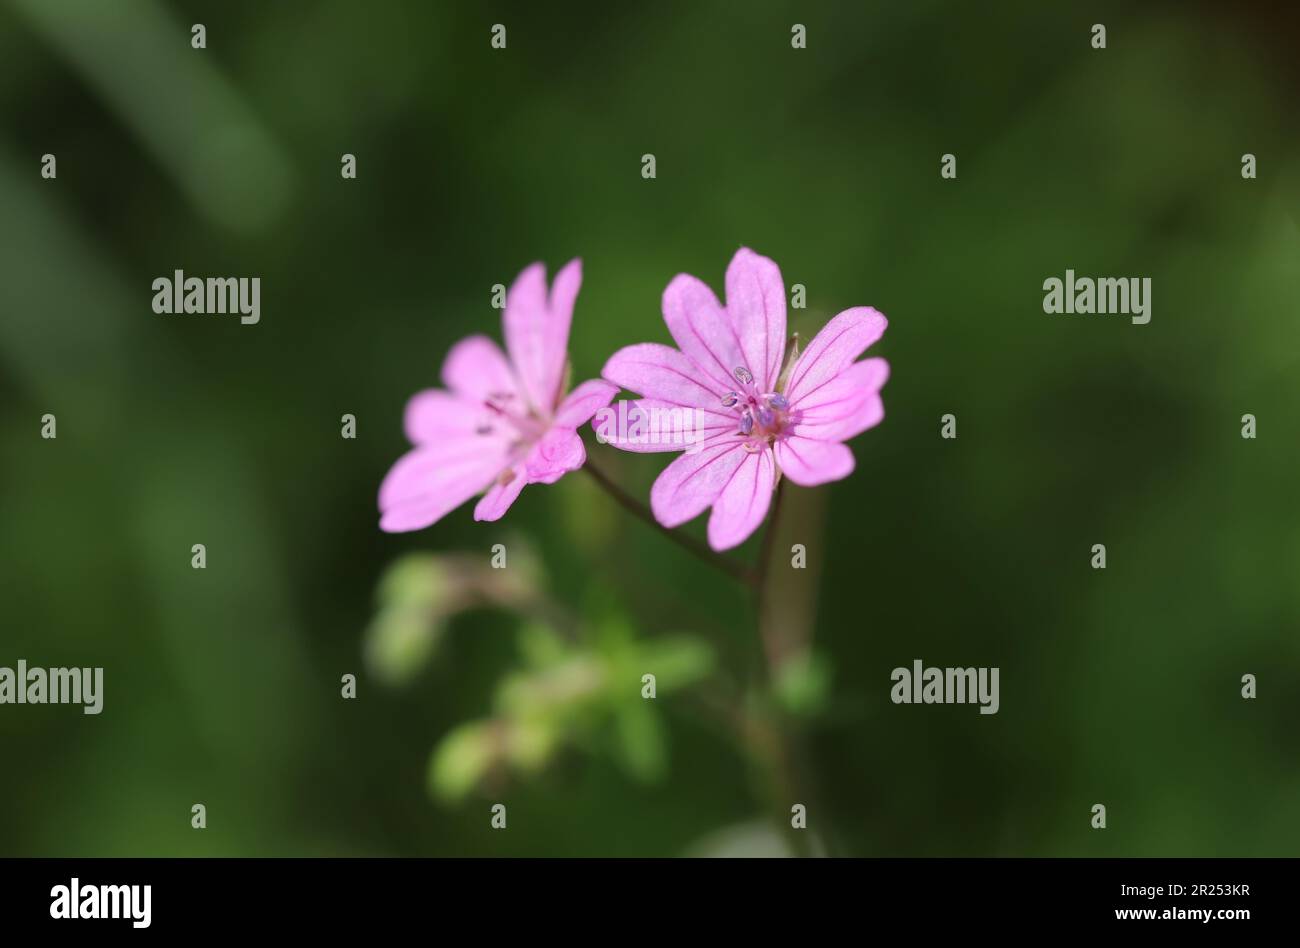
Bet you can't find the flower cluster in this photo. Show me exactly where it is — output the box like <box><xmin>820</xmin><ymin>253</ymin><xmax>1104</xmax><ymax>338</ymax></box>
<box><xmin>380</xmin><ymin>249</ymin><xmax>890</xmax><ymax>552</ymax></box>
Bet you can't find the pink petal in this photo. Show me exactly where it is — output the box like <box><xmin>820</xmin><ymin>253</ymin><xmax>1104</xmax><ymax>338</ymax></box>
<box><xmin>378</xmin><ymin>444</ymin><xmax>505</xmax><ymax>532</ymax></box>
<box><xmin>474</xmin><ymin>464</ymin><xmax>527</xmax><ymax>521</ymax></box>
<box><xmin>791</xmin><ymin>358</ymin><xmax>889</xmax><ymax>442</ymax></box>
<box><xmin>774</xmin><ymin>436</ymin><xmax>855</xmax><ymax>487</ymax></box>
<box><xmin>593</xmin><ymin>399</ymin><xmax>739</xmax><ymax>453</ymax></box>
<box><xmin>525</xmin><ymin>427</ymin><xmax>586</xmax><ymax>484</ymax></box>
<box><xmin>649</xmin><ymin>438</ymin><xmax>748</xmax><ymax>528</ymax></box>
<box><xmin>548</xmin><ymin>258</ymin><xmax>582</xmax><ymax>337</ymax></box>
<box><xmin>505</xmin><ymin>260</ymin><xmax>576</xmax><ymax>414</ymax></box>
<box><xmin>707</xmin><ymin>445</ymin><xmax>776</xmax><ymax>551</ymax></box>
<box><xmin>378</xmin><ymin>439</ymin><xmax>501</xmax><ymax>509</ymax></box>
<box><xmin>725</xmin><ymin>248</ymin><xmax>786</xmax><ymax>391</ymax></box>
<box><xmin>403</xmin><ymin>389</ymin><xmax>491</xmax><ymax>445</ymax></box>
<box><xmin>784</xmin><ymin>307</ymin><xmax>887</xmax><ymax>405</ymax></box>
<box><xmin>441</xmin><ymin>335</ymin><xmax>519</xmax><ymax>403</ymax></box>
<box><xmin>661</xmin><ymin>273</ymin><xmax>747</xmax><ymax>394</ymax></box>
<box><xmin>602</xmin><ymin>342</ymin><xmax>723</xmax><ymax>408</ymax></box>
<box><xmin>554</xmin><ymin>378</ymin><xmax>618</xmax><ymax>428</ymax></box>
<box><xmin>502</xmin><ymin>263</ymin><xmax>547</xmax><ymax>402</ymax></box>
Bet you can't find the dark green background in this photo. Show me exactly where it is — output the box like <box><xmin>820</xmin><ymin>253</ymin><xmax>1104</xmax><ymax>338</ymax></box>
<box><xmin>1</xmin><ymin>0</ymin><xmax>1297</xmax><ymax>856</ymax></box>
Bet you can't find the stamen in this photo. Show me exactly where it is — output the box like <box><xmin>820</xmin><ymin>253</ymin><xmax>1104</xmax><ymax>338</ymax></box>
<box><xmin>768</xmin><ymin>393</ymin><xmax>788</xmax><ymax>410</ymax></box>
<box><xmin>758</xmin><ymin>408</ymin><xmax>776</xmax><ymax>428</ymax></box>
<box><xmin>739</xmin><ymin>411</ymin><xmax>754</xmax><ymax>435</ymax></box>
<box><xmin>733</xmin><ymin>366</ymin><xmax>753</xmax><ymax>385</ymax></box>
<box><xmin>481</xmin><ymin>392</ymin><xmax>546</xmax><ymax>442</ymax></box>
<box><xmin>720</xmin><ymin>391</ymin><xmax>739</xmax><ymax>408</ymax></box>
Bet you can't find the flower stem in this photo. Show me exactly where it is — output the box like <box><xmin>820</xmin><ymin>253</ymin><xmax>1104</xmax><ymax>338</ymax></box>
<box><xmin>748</xmin><ymin>477</ymin><xmax>818</xmax><ymax>857</ymax></box>
<box><xmin>581</xmin><ymin>458</ymin><xmax>755</xmax><ymax>586</ymax></box>
<box><xmin>584</xmin><ymin>454</ymin><xmax>818</xmax><ymax>855</ymax></box>
<box><xmin>753</xmin><ymin>477</ymin><xmax>786</xmax><ymax>672</ymax></box>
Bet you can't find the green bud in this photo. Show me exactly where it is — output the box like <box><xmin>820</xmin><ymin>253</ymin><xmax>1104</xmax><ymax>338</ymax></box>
<box><xmin>428</xmin><ymin>720</ymin><xmax>499</xmax><ymax>802</ymax></box>
<box><xmin>364</xmin><ymin>605</ymin><xmax>444</xmax><ymax>686</ymax></box>
<box><xmin>506</xmin><ymin>717</ymin><xmax>559</xmax><ymax>773</ymax></box>
<box><xmin>376</xmin><ymin>553</ymin><xmax>450</xmax><ymax>610</ymax></box>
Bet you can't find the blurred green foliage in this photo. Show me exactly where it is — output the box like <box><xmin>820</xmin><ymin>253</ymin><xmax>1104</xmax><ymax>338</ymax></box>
<box><xmin>428</xmin><ymin>618</ymin><xmax>714</xmax><ymax>801</ymax></box>
<box><xmin>368</xmin><ymin>549</ymin><xmax>714</xmax><ymax>800</ymax></box>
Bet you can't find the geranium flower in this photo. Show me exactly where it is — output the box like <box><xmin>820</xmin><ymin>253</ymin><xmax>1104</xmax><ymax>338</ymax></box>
<box><xmin>380</xmin><ymin>260</ymin><xmax>617</xmax><ymax>531</ymax></box>
<box><xmin>596</xmin><ymin>248</ymin><xmax>889</xmax><ymax>551</ymax></box>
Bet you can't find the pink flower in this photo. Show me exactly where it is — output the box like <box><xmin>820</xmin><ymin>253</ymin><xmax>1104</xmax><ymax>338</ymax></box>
<box><xmin>596</xmin><ymin>248</ymin><xmax>889</xmax><ymax>551</ymax></box>
<box><xmin>379</xmin><ymin>260</ymin><xmax>617</xmax><ymax>531</ymax></box>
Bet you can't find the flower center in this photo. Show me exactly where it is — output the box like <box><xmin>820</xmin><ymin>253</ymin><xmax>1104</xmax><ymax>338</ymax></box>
<box><xmin>475</xmin><ymin>392</ymin><xmax>547</xmax><ymax>444</ymax></box>
<box><xmin>720</xmin><ymin>366</ymin><xmax>789</xmax><ymax>450</ymax></box>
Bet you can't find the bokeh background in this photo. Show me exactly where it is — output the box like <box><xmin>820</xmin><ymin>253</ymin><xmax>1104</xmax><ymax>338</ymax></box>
<box><xmin>1</xmin><ymin>0</ymin><xmax>1297</xmax><ymax>857</ymax></box>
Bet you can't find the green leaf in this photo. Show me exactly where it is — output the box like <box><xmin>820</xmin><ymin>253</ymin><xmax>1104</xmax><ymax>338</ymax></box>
<box><xmin>632</xmin><ymin>636</ymin><xmax>714</xmax><ymax>692</ymax></box>
<box><xmin>495</xmin><ymin>657</ymin><xmax>606</xmax><ymax>718</ymax></box>
<box><xmin>516</xmin><ymin>621</ymin><xmax>568</xmax><ymax>670</ymax></box>
<box><xmin>613</xmin><ymin>700</ymin><xmax>667</xmax><ymax>783</ymax></box>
